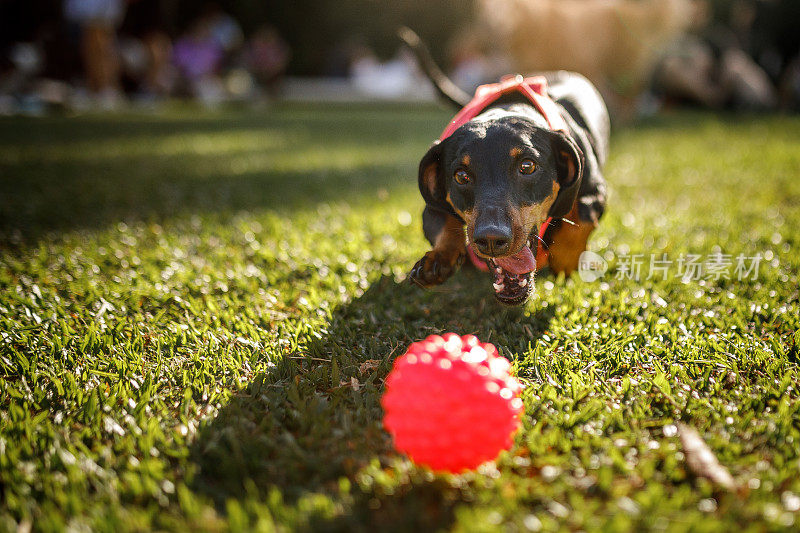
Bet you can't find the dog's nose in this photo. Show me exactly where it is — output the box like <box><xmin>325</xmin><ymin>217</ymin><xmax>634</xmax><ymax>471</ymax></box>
<box><xmin>473</xmin><ymin>225</ymin><xmax>512</xmax><ymax>256</ymax></box>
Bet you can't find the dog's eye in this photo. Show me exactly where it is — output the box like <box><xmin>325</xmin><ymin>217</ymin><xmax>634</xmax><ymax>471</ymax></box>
<box><xmin>519</xmin><ymin>159</ymin><xmax>537</xmax><ymax>174</ymax></box>
<box><xmin>454</xmin><ymin>169</ymin><xmax>471</xmax><ymax>185</ymax></box>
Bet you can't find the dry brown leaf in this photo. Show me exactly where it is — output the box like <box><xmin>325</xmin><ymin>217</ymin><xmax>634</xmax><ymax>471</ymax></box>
<box><xmin>335</xmin><ymin>377</ymin><xmax>361</xmax><ymax>392</ymax></box>
<box><xmin>677</xmin><ymin>423</ymin><xmax>736</xmax><ymax>491</ymax></box>
<box><xmin>358</xmin><ymin>359</ymin><xmax>381</xmax><ymax>376</ymax></box>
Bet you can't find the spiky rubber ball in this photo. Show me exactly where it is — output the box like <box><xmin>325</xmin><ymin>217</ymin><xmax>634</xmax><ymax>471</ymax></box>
<box><xmin>381</xmin><ymin>333</ymin><xmax>524</xmax><ymax>473</ymax></box>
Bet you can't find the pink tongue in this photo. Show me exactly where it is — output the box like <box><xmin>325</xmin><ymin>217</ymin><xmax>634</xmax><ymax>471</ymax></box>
<box><xmin>495</xmin><ymin>245</ymin><xmax>536</xmax><ymax>275</ymax></box>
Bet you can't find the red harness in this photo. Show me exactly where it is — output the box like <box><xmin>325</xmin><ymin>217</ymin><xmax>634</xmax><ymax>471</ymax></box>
<box><xmin>439</xmin><ymin>75</ymin><xmax>566</xmax><ymax>273</ymax></box>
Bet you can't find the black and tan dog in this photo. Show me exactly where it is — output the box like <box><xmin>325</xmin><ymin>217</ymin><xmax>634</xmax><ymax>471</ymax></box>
<box><xmin>402</xmin><ymin>29</ymin><xmax>609</xmax><ymax>305</ymax></box>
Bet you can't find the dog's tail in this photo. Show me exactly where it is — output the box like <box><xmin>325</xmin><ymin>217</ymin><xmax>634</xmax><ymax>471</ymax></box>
<box><xmin>398</xmin><ymin>26</ymin><xmax>470</xmax><ymax>109</ymax></box>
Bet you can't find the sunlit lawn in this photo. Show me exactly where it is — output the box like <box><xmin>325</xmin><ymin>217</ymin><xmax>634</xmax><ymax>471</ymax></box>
<box><xmin>1</xmin><ymin>104</ymin><xmax>799</xmax><ymax>531</ymax></box>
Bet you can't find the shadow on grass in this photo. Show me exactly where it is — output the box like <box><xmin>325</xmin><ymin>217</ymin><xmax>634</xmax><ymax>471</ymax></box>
<box><xmin>0</xmin><ymin>104</ymin><xmax>443</xmax><ymax>242</ymax></box>
<box><xmin>0</xmin><ymin>163</ymin><xmax>411</xmax><ymax>243</ymax></box>
<box><xmin>189</xmin><ymin>268</ymin><xmax>554</xmax><ymax>530</ymax></box>
<box><xmin>0</xmin><ymin>103</ymin><xmax>440</xmax><ymax>147</ymax></box>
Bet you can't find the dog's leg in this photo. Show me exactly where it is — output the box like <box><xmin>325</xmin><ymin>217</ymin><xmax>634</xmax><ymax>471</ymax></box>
<box><xmin>546</xmin><ymin>204</ymin><xmax>597</xmax><ymax>275</ymax></box>
<box><xmin>409</xmin><ymin>207</ymin><xmax>466</xmax><ymax>287</ymax></box>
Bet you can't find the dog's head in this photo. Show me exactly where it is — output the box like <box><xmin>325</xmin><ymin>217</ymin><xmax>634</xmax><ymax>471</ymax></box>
<box><xmin>419</xmin><ymin>113</ymin><xmax>583</xmax><ymax>305</ymax></box>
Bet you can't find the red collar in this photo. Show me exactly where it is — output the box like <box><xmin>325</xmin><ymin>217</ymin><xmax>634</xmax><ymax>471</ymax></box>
<box><xmin>439</xmin><ymin>75</ymin><xmax>568</xmax><ymax>141</ymax></box>
<box><xmin>445</xmin><ymin>75</ymin><xmax>565</xmax><ymax>272</ymax></box>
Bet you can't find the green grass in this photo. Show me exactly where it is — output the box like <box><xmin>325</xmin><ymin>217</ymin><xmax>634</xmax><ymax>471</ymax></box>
<box><xmin>1</xmin><ymin>104</ymin><xmax>799</xmax><ymax>532</ymax></box>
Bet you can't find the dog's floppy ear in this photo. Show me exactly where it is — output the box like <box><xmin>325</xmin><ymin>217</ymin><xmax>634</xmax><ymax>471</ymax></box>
<box><xmin>418</xmin><ymin>140</ymin><xmax>449</xmax><ymax>210</ymax></box>
<box><xmin>548</xmin><ymin>132</ymin><xmax>584</xmax><ymax>219</ymax></box>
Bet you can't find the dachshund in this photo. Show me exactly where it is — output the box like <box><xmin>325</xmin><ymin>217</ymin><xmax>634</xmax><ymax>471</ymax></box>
<box><xmin>402</xmin><ymin>28</ymin><xmax>609</xmax><ymax>305</ymax></box>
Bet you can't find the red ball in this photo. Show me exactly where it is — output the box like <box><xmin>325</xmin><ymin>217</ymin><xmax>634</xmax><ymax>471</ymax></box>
<box><xmin>381</xmin><ymin>333</ymin><xmax>524</xmax><ymax>473</ymax></box>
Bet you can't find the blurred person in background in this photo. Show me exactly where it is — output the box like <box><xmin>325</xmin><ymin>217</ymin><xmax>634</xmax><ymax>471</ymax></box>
<box><xmin>202</xmin><ymin>2</ymin><xmax>244</xmax><ymax>69</ymax></box>
<box><xmin>63</xmin><ymin>0</ymin><xmax>127</xmax><ymax>109</ymax></box>
<box><xmin>0</xmin><ymin>2</ymin><xmax>80</xmax><ymax>114</ymax></box>
<box><xmin>651</xmin><ymin>34</ymin><xmax>777</xmax><ymax>112</ymax></box>
<box><xmin>172</xmin><ymin>16</ymin><xmax>224</xmax><ymax>105</ymax></box>
<box><xmin>243</xmin><ymin>26</ymin><xmax>290</xmax><ymax>97</ymax></box>
<box><xmin>119</xmin><ymin>0</ymin><xmax>175</xmax><ymax>100</ymax></box>
<box><xmin>650</xmin><ymin>0</ymin><xmax>800</xmax><ymax>113</ymax></box>
<box><xmin>172</xmin><ymin>4</ymin><xmax>245</xmax><ymax>106</ymax></box>
<box><xmin>349</xmin><ymin>45</ymin><xmax>430</xmax><ymax>99</ymax></box>
<box><xmin>447</xmin><ymin>31</ymin><xmax>510</xmax><ymax>94</ymax></box>
<box><xmin>744</xmin><ymin>0</ymin><xmax>800</xmax><ymax>110</ymax></box>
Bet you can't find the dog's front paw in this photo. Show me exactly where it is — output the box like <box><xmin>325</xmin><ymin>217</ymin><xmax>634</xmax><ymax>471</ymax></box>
<box><xmin>409</xmin><ymin>250</ymin><xmax>464</xmax><ymax>287</ymax></box>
